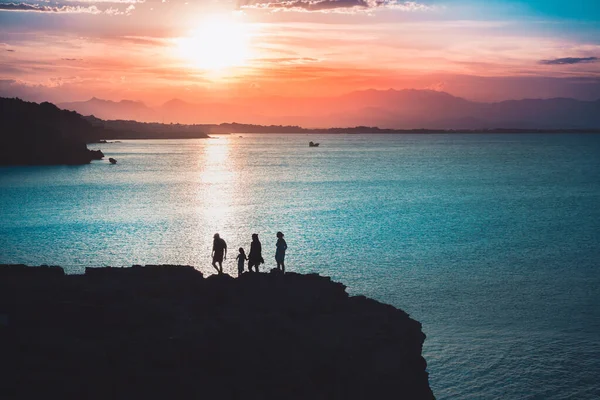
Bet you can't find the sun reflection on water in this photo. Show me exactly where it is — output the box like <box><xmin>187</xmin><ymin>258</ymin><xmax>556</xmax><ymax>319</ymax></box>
<box><xmin>199</xmin><ymin>138</ymin><xmax>234</xmax><ymax>184</ymax></box>
<box><xmin>195</xmin><ymin>137</ymin><xmax>240</xmax><ymax>274</ymax></box>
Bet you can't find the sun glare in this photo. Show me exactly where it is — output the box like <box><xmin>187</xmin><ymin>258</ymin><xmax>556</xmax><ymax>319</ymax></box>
<box><xmin>176</xmin><ymin>15</ymin><xmax>251</xmax><ymax>72</ymax></box>
<box><xmin>197</xmin><ymin>137</ymin><xmax>235</xmax><ymax>234</ymax></box>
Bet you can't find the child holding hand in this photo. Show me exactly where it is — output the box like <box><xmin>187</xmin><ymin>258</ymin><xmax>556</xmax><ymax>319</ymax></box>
<box><xmin>236</xmin><ymin>247</ymin><xmax>248</xmax><ymax>277</ymax></box>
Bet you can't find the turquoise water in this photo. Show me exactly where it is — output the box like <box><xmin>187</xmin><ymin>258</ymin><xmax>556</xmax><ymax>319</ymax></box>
<box><xmin>1</xmin><ymin>134</ymin><xmax>600</xmax><ymax>399</ymax></box>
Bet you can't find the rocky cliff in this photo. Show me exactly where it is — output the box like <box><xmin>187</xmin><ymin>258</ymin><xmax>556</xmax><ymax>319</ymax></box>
<box><xmin>0</xmin><ymin>264</ymin><xmax>434</xmax><ymax>399</ymax></box>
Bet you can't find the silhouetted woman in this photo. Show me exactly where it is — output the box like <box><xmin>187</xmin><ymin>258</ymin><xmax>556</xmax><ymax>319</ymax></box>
<box><xmin>248</xmin><ymin>233</ymin><xmax>263</xmax><ymax>272</ymax></box>
<box><xmin>275</xmin><ymin>231</ymin><xmax>287</xmax><ymax>273</ymax></box>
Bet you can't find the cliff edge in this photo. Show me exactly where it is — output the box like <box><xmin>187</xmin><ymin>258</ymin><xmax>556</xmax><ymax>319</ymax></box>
<box><xmin>0</xmin><ymin>264</ymin><xmax>434</xmax><ymax>399</ymax></box>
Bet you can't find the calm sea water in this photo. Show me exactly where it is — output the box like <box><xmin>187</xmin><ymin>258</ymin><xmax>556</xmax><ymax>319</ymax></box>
<box><xmin>1</xmin><ymin>134</ymin><xmax>600</xmax><ymax>399</ymax></box>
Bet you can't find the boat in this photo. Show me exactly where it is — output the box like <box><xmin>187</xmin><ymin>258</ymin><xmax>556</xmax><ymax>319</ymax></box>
<box><xmin>109</xmin><ymin>158</ymin><xmax>117</xmax><ymax>164</ymax></box>
<box><xmin>309</xmin><ymin>141</ymin><xmax>320</xmax><ymax>147</ymax></box>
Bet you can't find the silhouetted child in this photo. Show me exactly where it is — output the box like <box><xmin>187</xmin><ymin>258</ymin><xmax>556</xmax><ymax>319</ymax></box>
<box><xmin>275</xmin><ymin>231</ymin><xmax>287</xmax><ymax>273</ymax></box>
<box><xmin>236</xmin><ymin>247</ymin><xmax>247</xmax><ymax>277</ymax></box>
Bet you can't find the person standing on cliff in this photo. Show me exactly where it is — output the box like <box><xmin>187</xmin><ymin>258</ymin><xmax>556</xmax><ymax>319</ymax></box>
<box><xmin>211</xmin><ymin>233</ymin><xmax>227</xmax><ymax>274</ymax></box>
<box><xmin>236</xmin><ymin>247</ymin><xmax>247</xmax><ymax>277</ymax></box>
<box><xmin>275</xmin><ymin>231</ymin><xmax>287</xmax><ymax>273</ymax></box>
<box><xmin>247</xmin><ymin>233</ymin><xmax>263</xmax><ymax>272</ymax></box>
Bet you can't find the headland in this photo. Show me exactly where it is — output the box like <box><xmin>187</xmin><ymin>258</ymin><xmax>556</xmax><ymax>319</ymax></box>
<box><xmin>0</xmin><ymin>264</ymin><xmax>434</xmax><ymax>399</ymax></box>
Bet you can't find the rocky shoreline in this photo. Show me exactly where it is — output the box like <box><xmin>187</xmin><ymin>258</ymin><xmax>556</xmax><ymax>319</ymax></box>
<box><xmin>0</xmin><ymin>264</ymin><xmax>434</xmax><ymax>399</ymax></box>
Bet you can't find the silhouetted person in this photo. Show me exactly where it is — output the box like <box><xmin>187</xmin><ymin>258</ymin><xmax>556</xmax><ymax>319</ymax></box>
<box><xmin>236</xmin><ymin>247</ymin><xmax>247</xmax><ymax>277</ymax></box>
<box><xmin>275</xmin><ymin>231</ymin><xmax>287</xmax><ymax>273</ymax></box>
<box><xmin>248</xmin><ymin>233</ymin><xmax>263</xmax><ymax>272</ymax></box>
<box><xmin>211</xmin><ymin>233</ymin><xmax>227</xmax><ymax>274</ymax></box>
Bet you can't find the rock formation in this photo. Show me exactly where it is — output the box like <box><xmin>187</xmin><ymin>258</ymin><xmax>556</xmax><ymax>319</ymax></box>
<box><xmin>0</xmin><ymin>98</ymin><xmax>104</xmax><ymax>165</ymax></box>
<box><xmin>0</xmin><ymin>264</ymin><xmax>434</xmax><ymax>399</ymax></box>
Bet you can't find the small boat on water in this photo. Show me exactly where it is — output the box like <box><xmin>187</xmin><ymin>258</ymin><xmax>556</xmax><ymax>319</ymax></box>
<box><xmin>309</xmin><ymin>141</ymin><xmax>320</xmax><ymax>147</ymax></box>
<box><xmin>109</xmin><ymin>158</ymin><xmax>117</xmax><ymax>164</ymax></box>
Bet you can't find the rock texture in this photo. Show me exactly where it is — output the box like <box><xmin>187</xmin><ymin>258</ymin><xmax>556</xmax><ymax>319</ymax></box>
<box><xmin>0</xmin><ymin>264</ymin><xmax>434</xmax><ymax>400</ymax></box>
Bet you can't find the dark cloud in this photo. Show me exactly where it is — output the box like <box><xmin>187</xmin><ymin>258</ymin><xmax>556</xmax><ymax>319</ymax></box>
<box><xmin>0</xmin><ymin>3</ymin><xmax>44</xmax><ymax>11</ymax></box>
<box><xmin>539</xmin><ymin>57</ymin><xmax>599</xmax><ymax>65</ymax></box>
<box><xmin>0</xmin><ymin>2</ymin><xmax>100</xmax><ymax>12</ymax></box>
<box><xmin>6</xmin><ymin>48</ymin><xmax>15</xmax><ymax>51</ymax></box>
<box><xmin>239</xmin><ymin>0</ymin><xmax>433</xmax><ymax>12</ymax></box>
<box><xmin>0</xmin><ymin>2</ymin><xmax>136</xmax><ymax>14</ymax></box>
<box><xmin>268</xmin><ymin>0</ymin><xmax>369</xmax><ymax>11</ymax></box>
<box><xmin>61</xmin><ymin>58</ymin><xmax>83</xmax><ymax>61</ymax></box>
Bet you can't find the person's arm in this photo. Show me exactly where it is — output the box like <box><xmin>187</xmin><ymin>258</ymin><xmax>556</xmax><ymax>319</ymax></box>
<box><xmin>224</xmin><ymin>241</ymin><xmax>227</xmax><ymax>259</ymax></box>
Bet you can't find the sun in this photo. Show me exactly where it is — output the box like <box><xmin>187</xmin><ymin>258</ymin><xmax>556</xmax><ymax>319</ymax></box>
<box><xmin>176</xmin><ymin>15</ymin><xmax>251</xmax><ymax>71</ymax></box>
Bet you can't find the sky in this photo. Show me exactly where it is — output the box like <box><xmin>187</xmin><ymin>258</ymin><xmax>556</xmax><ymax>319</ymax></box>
<box><xmin>1</xmin><ymin>0</ymin><xmax>599</xmax><ymax>104</ymax></box>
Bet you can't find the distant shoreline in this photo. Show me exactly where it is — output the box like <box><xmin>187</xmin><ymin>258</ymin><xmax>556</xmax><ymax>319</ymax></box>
<box><xmin>91</xmin><ymin>129</ymin><xmax>600</xmax><ymax>140</ymax></box>
<box><xmin>84</xmin><ymin>112</ymin><xmax>600</xmax><ymax>136</ymax></box>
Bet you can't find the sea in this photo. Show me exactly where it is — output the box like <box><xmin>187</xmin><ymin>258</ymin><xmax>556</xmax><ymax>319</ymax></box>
<box><xmin>1</xmin><ymin>133</ymin><xmax>599</xmax><ymax>399</ymax></box>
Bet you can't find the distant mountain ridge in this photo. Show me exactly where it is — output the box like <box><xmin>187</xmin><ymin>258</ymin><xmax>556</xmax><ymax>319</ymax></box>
<box><xmin>59</xmin><ymin>97</ymin><xmax>156</xmax><ymax>122</ymax></box>
<box><xmin>58</xmin><ymin>90</ymin><xmax>600</xmax><ymax>129</ymax></box>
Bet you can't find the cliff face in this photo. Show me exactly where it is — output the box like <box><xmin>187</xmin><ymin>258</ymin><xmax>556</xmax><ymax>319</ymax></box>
<box><xmin>0</xmin><ymin>265</ymin><xmax>434</xmax><ymax>399</ymax></box>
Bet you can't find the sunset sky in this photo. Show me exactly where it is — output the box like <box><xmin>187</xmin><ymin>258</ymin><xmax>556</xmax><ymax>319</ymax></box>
<box><xmin>1</xmin><ymin>0</ymin><xmax>599</xmax><ymax>104</ymax></box>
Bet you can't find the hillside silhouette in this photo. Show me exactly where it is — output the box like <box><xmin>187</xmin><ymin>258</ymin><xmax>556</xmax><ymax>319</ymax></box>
<box><xmin>0</xmin><ymin>97</ymin><xmax>103</xmax><ymax>165</ymax></box>
<box><xmin>58</xmin><ymin>89</ymin><xmax>600</xmax><ymax>129</ymax></box>
<box><xmin>0</xmin><ymin>97</ymin><xmax>213</xmax><ymax>166</ymax></box>
<box><xmin>3</xmin><ymin>97</ymin><xmax>598</xmax><ymax>164</ymax></box>
<box><xmin>86</xmin><ymin>116</ymin><xmax>210</xmax><ymax>139</ymax></box>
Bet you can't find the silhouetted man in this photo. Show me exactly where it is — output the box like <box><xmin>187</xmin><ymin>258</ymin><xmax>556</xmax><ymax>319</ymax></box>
<box><xmin>212</xmin><ymin>233</ymin><xmax>227</xmax><ymax>274</ymax></box>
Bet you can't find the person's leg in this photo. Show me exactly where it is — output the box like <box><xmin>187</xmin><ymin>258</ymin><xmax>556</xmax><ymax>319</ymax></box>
<box><xmin>281</xmin><ymin>261</ymin><xmax>285</xmax><ymax>273</ymax></box>
<box><xmin>212</xmin><ymin>260</ymin><xmax>220</xmax><ymax>273</ymax></box>
<box><xmin>218</xmin><ymin>261</ymin><xmax>223</xmax><ymax>274</ymax></box>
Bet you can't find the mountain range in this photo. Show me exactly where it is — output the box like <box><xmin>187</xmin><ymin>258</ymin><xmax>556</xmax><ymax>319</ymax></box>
<box><xmin>59</xmin><ymin>97</ymin><xmax>156</xmax><ymax>122</ymax></box>
<box><xmin>57</xmin><ymin>89</ymin><xmax>600</xmax><ymax>129</ymax></box>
